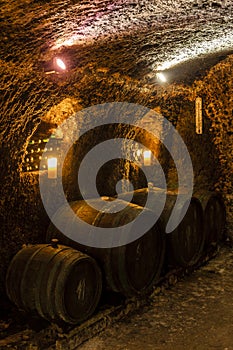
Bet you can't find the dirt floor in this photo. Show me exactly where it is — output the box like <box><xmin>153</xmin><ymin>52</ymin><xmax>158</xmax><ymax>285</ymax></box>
<box><xmin>78</xmin><ymin>242</ymin><xmax>233</xmax><ymax>350</ymax></box>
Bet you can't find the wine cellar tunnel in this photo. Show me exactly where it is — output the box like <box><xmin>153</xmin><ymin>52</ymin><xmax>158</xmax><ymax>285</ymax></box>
<box><xmin>1</xmin><ymin>0</ymin><xmax>233</xmax><ymax>349</ymax></box>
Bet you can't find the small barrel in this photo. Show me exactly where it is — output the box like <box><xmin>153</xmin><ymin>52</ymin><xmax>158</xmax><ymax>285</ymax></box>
<box><xmin>6</xmin><ymin>244</ymin><xmax>102</xmax><ymax>324</ymax></box>
<box><xmin>193</xmin><ymin>190</ymin><xmax>226</xmax><ymax>249</ymax></box>
<box><xmin>118</xmin><ymin>188</ymin><xmax>204</xmax><ymax>267</ymax></box>
<box><xmin>46</xmin><ymin>198</ymin><xmax>165</xmax><ymax>297</ymax></box>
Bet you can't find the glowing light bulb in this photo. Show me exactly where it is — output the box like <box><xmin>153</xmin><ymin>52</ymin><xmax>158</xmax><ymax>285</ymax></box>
<box><xmin>56</xmin><ymin>58</ymin><xmax>66</xmax><ymax>70</ymax></box>
<box><xmin>156</xmin><ymin>72</ymin><xmax>167</xmax><ymax>83</ymax></box>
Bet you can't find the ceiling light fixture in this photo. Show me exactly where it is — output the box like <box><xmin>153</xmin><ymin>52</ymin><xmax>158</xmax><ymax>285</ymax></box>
<box><xmin>156</xmin><ymin>72</ymin><xmax>167</xmax><ymax>83</ymax></box>
<box><xmin>55</xmin><ymin>58</ymin><xmax>66</xmax><ymax>71</ymax></box>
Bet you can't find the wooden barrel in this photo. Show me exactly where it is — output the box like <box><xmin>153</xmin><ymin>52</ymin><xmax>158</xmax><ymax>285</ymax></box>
<box><xmin>193</xmin><ymin>190</ymin><xmax>226</xmax><ymax>249</ymax></box>
<box><xmin>6</xmin><ymin>243</ymin><xmax>102</xmax><ymax>324</ymax></box>
<box><xmin>46</xmin><ymin>198</ymin><xmax>165</xmax><ymax>297</ymax></box>
<box><xmin>118</xmin><ymin>188</ymin><xmax>205</xmax><ymax>267</ymax></box>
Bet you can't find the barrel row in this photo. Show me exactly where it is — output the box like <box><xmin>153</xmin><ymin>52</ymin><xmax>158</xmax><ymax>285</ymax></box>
<box><xmin>117</xmin><ymin>188</ymin><xmax>226</xmax><ymax>266</ymax></box>
<box><xmin>5</xmin><ymin>189</ymin><xmax>226</xmax><ymax>325</ymax></box>
<box><xmin>46</xmin><ymin>198</ymin><xmax>166</xmax><ymax>296</ymax></box>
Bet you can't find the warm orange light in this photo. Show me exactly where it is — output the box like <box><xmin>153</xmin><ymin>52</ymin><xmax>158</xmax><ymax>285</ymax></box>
<box><xmin>55</xmin><ymin>58</ymin><xmax>66</xmax><ymax>70</ymax></box>
<box><xmin>48</xmin><ymin>157</ymin><xmax>57</xmax><ymax>179</ymax></box>
<box><xmin>143</xmin><ymin>150</ymin><xmax>151</xmax><ymax>166</ymax></box>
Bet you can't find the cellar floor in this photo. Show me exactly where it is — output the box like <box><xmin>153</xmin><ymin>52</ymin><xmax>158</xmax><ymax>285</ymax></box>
<box><xmin>78</xmin><ymin>241</ymin><xmax>233</xmax><ymax>350</ymax></box>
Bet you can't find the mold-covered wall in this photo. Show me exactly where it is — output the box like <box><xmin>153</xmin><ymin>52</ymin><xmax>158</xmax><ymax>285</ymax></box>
<box><xmin>196</xmin><ymin>56</ymin><xmax>233</xmax><ymax>231</ymax></box>
<box><xmin>1</xmin><ymin>0</ymin><xmax>233</xmax><ymax>301</ymax></box>
<box><xmin>1</xmin><ymin>56</ymin><xmax>233</xmax><ymax>303</ymax></box>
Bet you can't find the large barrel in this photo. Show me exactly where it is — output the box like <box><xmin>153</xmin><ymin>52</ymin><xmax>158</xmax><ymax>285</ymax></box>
<box><xmin>193</xmin><ymin>190</ymin><xmax>226</xmax><ymax>249</ymax></box>
<box><xmin>46</xmin><ymin>198</ymin><xmax>165</xmax><ymax>297</ymax></box>
<box><xmin>118</xmin><ymin>188</ymin><xmax>204</xmax><ymax>267</ymax></box>
<box><xmin>6</xmin><ymin>243</ymin><xmax>102</xmax><ymax>324</ymax></box>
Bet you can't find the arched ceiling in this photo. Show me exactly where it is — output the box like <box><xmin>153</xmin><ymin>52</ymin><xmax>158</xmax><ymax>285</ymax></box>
<box><xmin>1</xmin><ymin>0</ymin><xmax>233</xmax><ymax>84</ymax></box>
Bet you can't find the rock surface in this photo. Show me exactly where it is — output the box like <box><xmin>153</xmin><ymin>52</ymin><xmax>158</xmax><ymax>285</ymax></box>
<box><xmin>1</xmin><ymin>0</ymin><xmax>232</xmax><ymax>302</ymax></box>
<box><xmin>78</xmin><ymin>243</ymin><xmax>233</xmax><ymax>350</ymax></box>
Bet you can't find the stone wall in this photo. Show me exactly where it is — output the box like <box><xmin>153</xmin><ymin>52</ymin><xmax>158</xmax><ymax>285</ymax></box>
<box><xmin>195</xmin><ymin>56</ymin><xmax>233</xmax><ymax>231</ymax></box>
<box><xmin>0</xmin><ymin>55</ymin><xmax>233</xmax><ymax>302</ymax></box>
